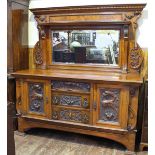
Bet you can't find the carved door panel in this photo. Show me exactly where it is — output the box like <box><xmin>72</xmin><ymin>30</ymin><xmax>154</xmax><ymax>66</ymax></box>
<box><xmin>23</xmin><ymin>79</ymin><xmax>51</xmax><ymax>119</ymax></box>
<box><xmin>93</xmin><ymin>84</ymin><xmax>129</xmax><ymax>129</ymax></box>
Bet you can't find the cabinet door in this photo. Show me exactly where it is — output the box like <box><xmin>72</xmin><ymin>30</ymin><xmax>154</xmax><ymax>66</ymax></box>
<box><xmin>93</xmin><ymin>84</ymin><xmax>129</xmax><ymax>129</ymax></box>
<box><xmin>22</xmin><ymin>79</ymin><xmax>51</xmax><ymax>119</ymax></box>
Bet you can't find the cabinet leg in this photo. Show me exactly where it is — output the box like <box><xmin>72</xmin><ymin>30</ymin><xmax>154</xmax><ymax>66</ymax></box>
<box><xmin>17</xmin><ymin>117</ymin><xmax>26</xmax><ymax>133</ymax></box>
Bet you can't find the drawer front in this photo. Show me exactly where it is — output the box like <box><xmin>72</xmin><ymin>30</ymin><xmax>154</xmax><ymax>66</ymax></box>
<box><xmin>52</xmin><ymin>93</ymin><xmax>90</xmax><ymax>109</ymax></box>
<box><xmin>52</xmin><ymin>107</ymin><xmax>90</xmax><ymax>124</ymax></box>
<box><xmin>51</xmin><ymin>80</ymin><xmax>91</xmax><ymax>92</ymax></box>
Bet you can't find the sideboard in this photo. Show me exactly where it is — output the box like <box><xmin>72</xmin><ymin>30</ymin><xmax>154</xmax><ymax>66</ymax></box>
<box><xmin>12</xmin><ymin>4</ymin><xmax>146</xmax><ymax>151</ymax></box>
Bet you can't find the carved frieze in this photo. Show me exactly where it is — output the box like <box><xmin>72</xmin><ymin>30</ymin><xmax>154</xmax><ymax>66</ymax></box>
<box><xmin>29</xmin><ymin>83</ymin><xmax>44</xmax><ymax>113</ymax></box>
<box><xmin>129</xmin><ymin>45</ymin><xmax>143</xmax><ymax>70</ymax></box>
<box><xmin>52</xmin><ymin>94</ymin><xmax>89</xmax><ymax>108</ymax></box>
<box><xmin>52</xmin><ymin>95</ymin><xmax>81</xmax><ymax>106</ymax></box>
<box><xmin>100</xmin><ymin>89</ymin><xmax>120</xmax><ymax>122</ymax></box>
<box><xmin>51</xmin><ymin>81</ymin><xmax>90</xmax><ymax>92</ymax></box>
<box><xmin>33</xmin><ymin>41</ymin><xmax>43</xmax><ymax>65</ymax></box>
<box><xmin>52</xmin><ymin>108</ymin><xmax>89</xmax><ymax>124</ymax></box>
<box><xmin>60</xmin><ymin>109</ymin><xmax>89</xmax><ymax>123</ymax></box>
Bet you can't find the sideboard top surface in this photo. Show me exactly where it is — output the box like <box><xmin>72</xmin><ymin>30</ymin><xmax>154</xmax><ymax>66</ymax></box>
<box><xmin>12</xmin><ymin>69</ymin><xmax>143</xmax><ymax>84</ymax></box>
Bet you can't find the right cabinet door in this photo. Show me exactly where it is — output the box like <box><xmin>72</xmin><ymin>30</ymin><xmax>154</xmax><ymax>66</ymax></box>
<box><xmin>93</xmin><ymin>84</ymin><xmax>129</xmax><ymax>129</ymax></box>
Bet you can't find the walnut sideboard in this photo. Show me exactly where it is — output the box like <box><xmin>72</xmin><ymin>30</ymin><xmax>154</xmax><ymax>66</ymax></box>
<box><xmin>12</xmin><ymin>4</ymin><xmax>146</xmax><ymax>151</ymax></box>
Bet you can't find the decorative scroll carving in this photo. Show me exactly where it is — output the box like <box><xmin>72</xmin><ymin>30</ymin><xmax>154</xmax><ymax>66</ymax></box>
<box><xmin>59</xmin><ymin>109</ymin><xmax>89</xmax><ymax>124</ymax></box>
<box><xmin>37</xmin><ymin>25</ymin><xmax>46</xmax><ymax>39</ymax></box>
<box><xmin>52</xmin><ymin>81</ymin><xmax>90</xmax><ymax>92</ymax></box>
<box><xmin>29</xmin><ymin>83</ymin><xmax>44</xmax><ymax>113</ymax></box>
<box><xmin>127</xmin><ymin>87</ymin><xmax>138</xmax><ymax>131</ymax></box>
<box><xmin>52</xmin><ymin>95</ymin><xmax>81</xmax><ymax>106</ymax></box>
<box><xmin>100</xmin><ymin>89</ymin><xmax>120</xmax><ymax>122</ymax></box>
<box><xmin>123</xmin><ymin>11</ymin><xmax>141</xmax><ymax>30</ymax></box>
<box><xmin>52</xmin><ymin>94</ymin><xmax>89</xmax><ymax>108</ymax></box>
<box><xmin>35</xmin><ymin>15</ymin><xmax>48</xmax><ymax>23</ymax></box>
<box><xmin>129</xmin><ymin>44</ymin><xmax>143</xmax><ymax>70</ymax></box>
<box><xmin>33</xmin><ymin>41</ymin><xmax>43</xmax><ymax>65</ymax></box>
<box><xmin>52</xmin><ymin>108</ymin><xmax>89</xmax><ymax>124</ymax></box>
<box><xmin>127</xmin><ymin>104</ymin><xmax>136</xmax><ymax>131</ymax></box>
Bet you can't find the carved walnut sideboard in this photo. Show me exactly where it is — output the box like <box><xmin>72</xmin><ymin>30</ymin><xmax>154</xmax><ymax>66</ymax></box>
<box><xmin>12</xmin><ymin>4</ymin><xmax>146</xmax><ymax>151</ymax></box>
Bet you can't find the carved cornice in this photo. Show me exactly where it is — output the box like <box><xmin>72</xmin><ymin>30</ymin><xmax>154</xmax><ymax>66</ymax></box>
<box><xmin>31</xmin><ymin>4</ymin><xmax>146</xmax><ymax>25</ymax></box>
<box><xmin>129</xmin><ymin>44</ymin><xmax>143</xmax><ymax>71</ymax></box>
<box><xmin>30</xmin><ymin>4</ymin><xmax>146</xmax><ymax>15</ymax></box>
<box><xmin>33</xmin><ymin>41</ymin><xmax>43</xmax><ymax>65</ymax></box>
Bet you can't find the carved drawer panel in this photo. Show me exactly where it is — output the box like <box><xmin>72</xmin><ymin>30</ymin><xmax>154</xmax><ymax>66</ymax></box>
<box><xmin>52</xmin><ymin>107</ymin><xmax>90</xmax><ymax>124</ymax></box>
<box><xmin>28</xmin><ymin>83</ymin><xmax>44</xmax><ymax>114</ymax></box>
<box><xmin>51</xmin><ymin>80</ymin><xmax>90</xmax><ymax>92</ymax></box>
<box><xmin>52</xmin><ymin>93</ymin><xmax>89</xmax><ymax>109</ymax></box>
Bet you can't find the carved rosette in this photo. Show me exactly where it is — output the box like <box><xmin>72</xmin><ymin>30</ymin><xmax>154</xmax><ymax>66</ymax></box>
<box><xmin>100</xmin><ymin>89</ymin><xmax>120</xmax><ymax>122</ymax></box>
<box><xmin>33</xmin><ymin>41</ymin><xmax>43</xmax><ymax>65</ymax></box>
<box><xmin>129</xmin><ymin>44</ymin><xmax>143</xmax><ymax>71</ymax></box>
<box><xmin>29</xmin><ymin>83</ymin><xmax>44</xmax><ymax>113</ymax></box>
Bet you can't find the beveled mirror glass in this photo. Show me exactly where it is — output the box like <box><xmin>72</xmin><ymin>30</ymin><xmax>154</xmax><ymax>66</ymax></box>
<box><xmin>51</xmin><ymin>30</ymin><xmax>120</xmax><ymax>65</ymax></box>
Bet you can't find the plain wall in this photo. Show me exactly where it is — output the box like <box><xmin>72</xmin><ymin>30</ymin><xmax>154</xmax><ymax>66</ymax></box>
<box><xmin>28</xmin><ymin>0</ymin><xmax>148</xmax><ymax>48</ymax></box>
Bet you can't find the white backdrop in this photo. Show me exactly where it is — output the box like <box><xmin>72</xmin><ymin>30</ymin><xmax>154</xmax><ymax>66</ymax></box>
<box><xmin>28</xmin><ymin>0</ymin><xmax>148</xmax><ymax>48</ymax></box>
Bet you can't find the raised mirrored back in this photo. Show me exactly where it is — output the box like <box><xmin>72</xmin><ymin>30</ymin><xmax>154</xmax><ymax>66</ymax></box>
<box><xmin>52</xmin><ymin>30</ymin><xmax>120</xmax><ymax>65</ymax></box>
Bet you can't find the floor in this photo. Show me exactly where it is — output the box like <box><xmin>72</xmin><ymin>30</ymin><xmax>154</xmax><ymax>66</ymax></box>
<box><xmin>14</xmin><ymin>128</ymin><xmax>148</xmax><ymax>155</ymax></box>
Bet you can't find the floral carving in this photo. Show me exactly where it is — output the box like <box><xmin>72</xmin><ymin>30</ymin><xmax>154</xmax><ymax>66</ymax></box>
<box><xmin>29</xmin><ymin>83</ymin><xmax>44</xmax><ymax>113</ymax></box>
<box><xmin>129</xmin><ymin>44</ymin><xmax>143</xmax><ymax>70</ymax></box>
<box><xmin>52</xmin><ymin>95</ymin><xmax>82</xmax><ymax>106</ymax></box>
<box><xmin>100</xmin><ymin>89</ymin><xmax>120</xmax><ymax>122</ymax></box>
<box><xmin>33</xmin><ymin>41</ymin><xmax>43</xmax><ymax>65</ymax></box>
<box><xmin>52</xmin><ymin>109</ymin><xmax>89</xmax><ymax>124</ymax></box>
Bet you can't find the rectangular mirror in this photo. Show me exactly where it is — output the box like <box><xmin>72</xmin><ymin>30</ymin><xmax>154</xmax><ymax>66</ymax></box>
<box><xmin>52</xmin><ymin>30</ymin><xmax>120</xmax><ymax>65</ymax></box>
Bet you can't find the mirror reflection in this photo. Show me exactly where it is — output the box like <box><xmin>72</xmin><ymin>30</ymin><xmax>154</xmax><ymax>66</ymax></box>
<box><xmin>52</xmin><ymin>30</ymin><xmax>120</xmax><ymax>65</ymax></box>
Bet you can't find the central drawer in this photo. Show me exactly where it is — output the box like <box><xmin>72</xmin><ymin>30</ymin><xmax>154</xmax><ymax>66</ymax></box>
<box><xmin>52</xmin><ymin>92</ymin><xmax>90</xmax><ymax>109</ymax></box>
<box><xmin>52</xmin><ymin>107</ymin><xmax>90</xmax><ymax>124</ymax></box>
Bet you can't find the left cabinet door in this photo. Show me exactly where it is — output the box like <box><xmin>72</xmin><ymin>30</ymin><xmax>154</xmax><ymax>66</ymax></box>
<box><xmin>16</xmin><ymin>79</ymin><xmax>51</xmax><ymax>119</ymax></box>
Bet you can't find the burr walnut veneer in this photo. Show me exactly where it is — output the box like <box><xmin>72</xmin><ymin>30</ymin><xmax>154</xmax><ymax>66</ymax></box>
<box><xmin>12</xmin><ymin>4</ymin><xmax>146</xmax><ymax>151</ymax></box>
